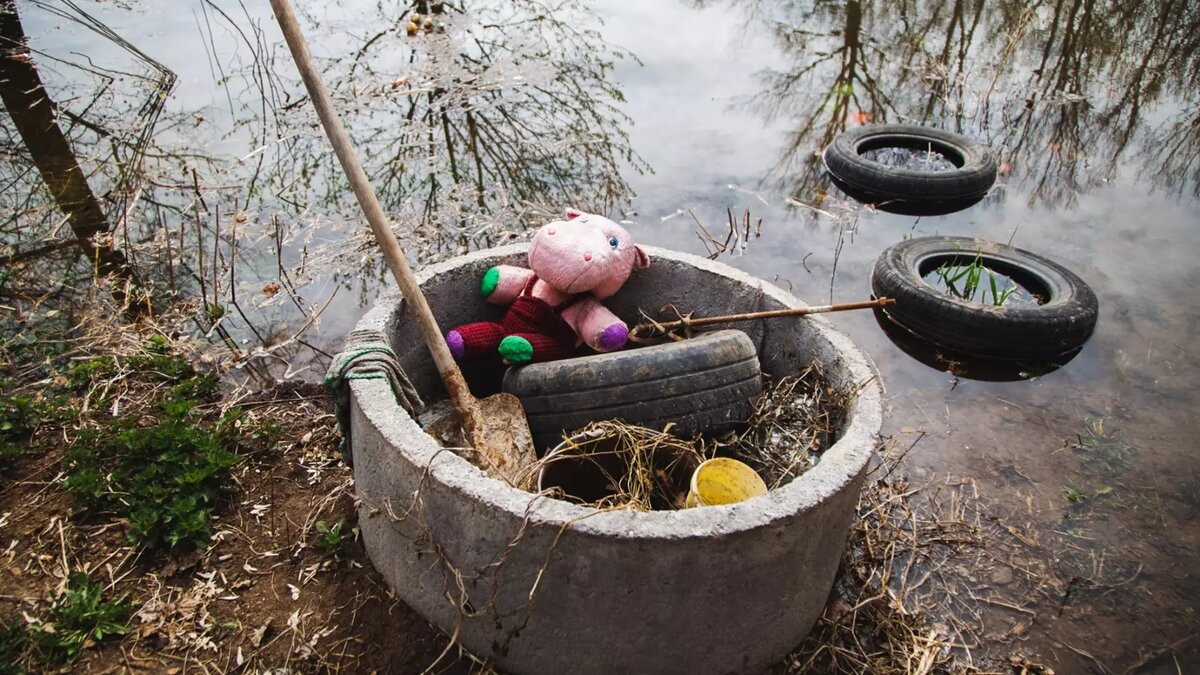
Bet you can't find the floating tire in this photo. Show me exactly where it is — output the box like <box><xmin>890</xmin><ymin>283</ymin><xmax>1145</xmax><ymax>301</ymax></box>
<box><xmin>871</xmin><ymin>236</ymin><xmax>1099</xmax><ymax>360</ymax></box>
<box><xmin>502</xmin><ymin>329</ymin><xmax>763</xmax><ymax>453</ymax></box>
<box><xmin>823</xmin><ymin>124</ymin><xmax>998</xmax><ymax>215</ymax></box>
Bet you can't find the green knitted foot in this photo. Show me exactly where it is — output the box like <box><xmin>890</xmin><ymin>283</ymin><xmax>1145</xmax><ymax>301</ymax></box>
<box><xmin>498</xmin><ymin>336</ymin><xmax>533</xmax><ymax>364</ymax></box>
<box><xmin>480</xmin><ymin>266</ymin><xmax>500</xmax><ymax>298</ymax></box>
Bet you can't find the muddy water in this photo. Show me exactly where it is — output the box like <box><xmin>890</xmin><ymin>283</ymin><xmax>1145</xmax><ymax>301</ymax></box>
<box><xmin>15</xmin><ymin>0</ymin><xmax>1200</xmax><ymax>671</ymax></box>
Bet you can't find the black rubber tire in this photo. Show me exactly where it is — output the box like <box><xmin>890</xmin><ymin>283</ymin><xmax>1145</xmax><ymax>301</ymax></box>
<box><xmin>502</xmin><ymin>329</ymin><xmax>763</xmax><ymax>453</ymax></box>
<box><xmin>871</xmin><ymin>236</ymin><xmax>1099</xmax><ymax>360</ymax></box>
<box><xmin>823</xmin><ymin>124</ymin><xmax>998</xmax><ymax>215</ymax></box>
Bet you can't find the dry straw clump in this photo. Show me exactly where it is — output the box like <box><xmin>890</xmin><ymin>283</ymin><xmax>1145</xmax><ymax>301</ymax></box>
<box><xmin>531</xmin><ymin>420</ymin><xmax>705</xmax><ymax>511</ymax></box>
<box><xmin>719</xmin><ymin>363</ymin><xmax>852</xmax><ymax>489</ymax></box>
<box><xmin>530</xmin><ymin>362</ymin><xmax>853</xmax><ymax>510</ymax></box>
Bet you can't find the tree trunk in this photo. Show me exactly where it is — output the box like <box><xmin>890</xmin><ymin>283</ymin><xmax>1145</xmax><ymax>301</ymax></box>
<box><xmin>0</xmin><ymin>0</ymin><xmax>143</xmax><ymax>309</ymax></box>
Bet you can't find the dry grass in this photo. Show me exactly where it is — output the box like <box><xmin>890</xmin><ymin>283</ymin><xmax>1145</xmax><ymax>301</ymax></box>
<box><xmin>530</xmin><ymin>421</ymin><xmax>705</xmax><ymax>511</ymax></box>
<box><xmin>523</xmin><ymin>364</ymin><xmax>851</xmax><ymax>510</ymax></box>
<box><xmin>778</xmin><ymin>438</ymin><xmax>1059</xmax><ymax>675</ymax></box>
<box><xmin>720</xmin><ymin>363</ymin><xmax>852</xmax><ymax>489</ymax></box>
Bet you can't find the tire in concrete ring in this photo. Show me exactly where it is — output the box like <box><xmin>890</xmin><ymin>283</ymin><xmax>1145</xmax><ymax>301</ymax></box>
<box><xmin>871</xmin><ymin>236</ymin><xmax>1099</xmax><ymax>361</ymax></box>
<box><xmin>502</xmin><ymin>329</ymin><xmax>763</xmax><ymax>453</ymax></box>
<box><xmin>823</xmin><ymin>124</ymin><xmax>998</xmax><ymax>215</ymax></box>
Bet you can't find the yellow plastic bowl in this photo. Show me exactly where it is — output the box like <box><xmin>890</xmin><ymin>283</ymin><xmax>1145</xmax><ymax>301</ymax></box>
<box><xmin>686</xmin><ymin>457</ymin><xmax>768</xmax><ymax>507</ymax></box>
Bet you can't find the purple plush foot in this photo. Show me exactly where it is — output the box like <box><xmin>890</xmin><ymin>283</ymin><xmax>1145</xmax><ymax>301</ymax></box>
<box><xmin>597</xmin><ymin>323</ymin><xmax>629</xmax><ymax>352</ymax></box>
<box><xmin>446</xmin><ymin>330</ymin><xmax>465</xmax><ymax>359</ymax></box>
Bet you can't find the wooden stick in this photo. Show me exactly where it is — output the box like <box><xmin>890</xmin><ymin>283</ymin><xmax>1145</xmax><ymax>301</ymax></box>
<box><xmin>269</xmin><ymin>0</ymin><xmax>474</xmax><ymax>411</ymax></box>
<box><xmin>633</xmin><ymin>298</ymin><xmax>894</xmax><ymax>336</ymax></box>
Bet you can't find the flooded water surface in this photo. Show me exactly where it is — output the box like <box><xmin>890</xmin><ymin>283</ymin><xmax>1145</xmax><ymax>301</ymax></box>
<box><xmin>9</xmin><ymin>0</ymin><xmax>1200</xmax><ymax>671</ymax></box>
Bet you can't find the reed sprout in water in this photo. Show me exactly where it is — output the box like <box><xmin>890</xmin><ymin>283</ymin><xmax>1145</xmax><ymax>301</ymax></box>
<box><xmin>933</xmin><ymin>251</ymin><xmax>1017</xmax><ymax>307</ymax></box>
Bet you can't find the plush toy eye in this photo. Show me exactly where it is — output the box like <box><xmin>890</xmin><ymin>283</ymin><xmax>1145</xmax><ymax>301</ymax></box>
<box><xmin>608</xmin><ymin>236</ymin><xmax>619</xmax><ymax>249</ymax></box>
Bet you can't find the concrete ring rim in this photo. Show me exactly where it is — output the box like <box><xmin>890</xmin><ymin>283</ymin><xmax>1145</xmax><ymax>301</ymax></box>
<box><xmin>349</xmin><ymin>244</ymin><xmax>883</xmax><ymax>539</ymax></box>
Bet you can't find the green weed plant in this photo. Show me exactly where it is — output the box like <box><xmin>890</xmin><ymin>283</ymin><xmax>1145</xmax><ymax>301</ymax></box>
<box><xmin>0</xmin><ymin>616</ymin><xmax>26</xmax><ymax>674</ymax></box>
<box><xmin>1</xmin><ymin>572</ymin><xmax>130</xmax><ymax>668</ymax></box>
<box><xmin>33</xmin><ymin>572</ymin><xmax>131</xmax><ymax>664</ymax></box>
<box><xmin>315</xmin><ymin>518</ymin><xmax>350</xmax><ymax>559</ymax></box>
<box><xmin>1</xmin><ymin>389</ymin><xmax>75</xmax><ymax>473</ymax></box>
<box><xmin>934</xmin><ymin>252</ymin><xmax>1017</xmax><ymax>306</ymax></box>
<box><xmin>61</xmin><ymin>339</ymin><xmax>270</xmax><ymax>551</ymax></box>
<box><xmin>64</xmin><ymin>402</ymin><xmax>240</xmax><ymax>551</ymax></box>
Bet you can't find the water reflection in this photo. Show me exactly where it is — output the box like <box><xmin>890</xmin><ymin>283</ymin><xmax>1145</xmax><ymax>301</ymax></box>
<box><xmin>873</xmin><ymin>308</ymin><xmax>1081</xmax><ymax>382</ymax></box>
<box><xmin>708</xmin><ymin>0</ymin><xmax>1200</xmax><ymax>207</ymax></box>
<box><xmin>4</xmin><ymin>0</ymin><xmax>647</xmax><ymax>375</ymax></box>
<box><xmin>0</xmin><ymin>0</ymin><xmax>175</xmax><ymax>302</ymax></box>
<box><xmin>245</xmin><ymin>0</ymin><xmax>646</xmax><ymax>265</ymax></box>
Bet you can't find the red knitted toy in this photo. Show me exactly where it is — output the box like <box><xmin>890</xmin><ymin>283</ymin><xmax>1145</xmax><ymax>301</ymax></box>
<box><xmin>446</xmin><ymin>209</ymin><xmax>650</xmax><ymax>364</ymax></box>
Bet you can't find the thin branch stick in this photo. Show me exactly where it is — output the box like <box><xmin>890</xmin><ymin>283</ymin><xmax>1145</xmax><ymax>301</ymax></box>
<box><xmin>631</xmin><ymin>298</ymin><xmax>894</xmax><ymax>338</ymax></box>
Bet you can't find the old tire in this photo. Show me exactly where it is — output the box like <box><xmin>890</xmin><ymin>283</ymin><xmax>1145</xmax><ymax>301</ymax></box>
<box><xmin>871</xmin><ymin>236</ymin><xmax>1098</xmax><ymax>360</ymax></box>
<box><xmin>823</xmin><ymin>124</ymin><xmax>997</xmax><ymax>215</ymax></box>
<box><xmin>502</xmin><ymin>329</ymin><xmax>763</xmax><ymax>452</ymax></box>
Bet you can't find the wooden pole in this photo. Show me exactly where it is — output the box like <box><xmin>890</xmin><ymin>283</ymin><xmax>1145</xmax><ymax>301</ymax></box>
<box><xmin>268</xmin><ymin>0</ymin><xmax>475</xmax><ymax>412</ymax></box>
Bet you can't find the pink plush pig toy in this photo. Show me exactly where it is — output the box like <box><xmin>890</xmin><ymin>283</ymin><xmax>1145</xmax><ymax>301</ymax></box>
<box><xmin>446</xmin><ymin>209</ymin><xmax>650</xmax><ymax>364</ymax></box>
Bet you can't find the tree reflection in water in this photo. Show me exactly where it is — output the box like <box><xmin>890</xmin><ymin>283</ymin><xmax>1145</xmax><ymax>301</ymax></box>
<box><xmin>699</xmin><ymin>0</ymin><xmax>1200</xmax><ymax>209</ymax></box>
<box><xmin>0</xmin><ymin>0</ymin><xmax>174</xmax><ymax>305</ymax></box>
<box><xmin>253</xmin><ymin>0</ymin><xmax>647</xmax><ymax>268</ymax></box>
<box><xmin>1</xmin><ymin>0</ymin><xmax>645</xmax><ymax>379</ymax></box>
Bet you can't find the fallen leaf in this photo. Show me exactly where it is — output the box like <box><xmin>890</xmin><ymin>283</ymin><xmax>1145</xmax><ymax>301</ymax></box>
<box><xmin>250</xmin><ymin>620</ymin><xmax>271</xmax><ymax>647</ymax></box>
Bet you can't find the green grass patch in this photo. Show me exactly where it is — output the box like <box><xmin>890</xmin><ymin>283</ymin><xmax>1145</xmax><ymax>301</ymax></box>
<box><xmin>1059</xmin><ymin>415</ymin><xmax>1137</xmax><ymax>515</ymax></box>
<box><xmin>0</xmin><ymin>616</ymin><xmax>27</xmax><ymax>675</ymax></box>
<box><xmin>68</xmin><ymin>338</ymin><xmax>214</xmax><ymax>398</ymax></box>
<box><xmin>1072</xmin><ymin>415</ymin><xmax>1136</xmax><ymax>478</ymax></box>
<box><xmin>32</xmin><ymin>572</ymin><xmax>131</xmax><ymax>664</ymax></box>
<box><xmin>66</xmin><ymin>356</ymin><xmax>118</xmax><ymax>390</ymax></box>
<box><xmin>1</xmin><ymin>572</ymin><xmax>131</xmax><ymax>668</ymax></box>
<box><xmin>1</xmin><ymin>390</ymin><xmax>76</xmax><ymax>474</ymax></box>
<box><xmin>64</xmin><ymin>403</ymin><xmax>241</xmax><ymax>551</ymax></box>
<box><xmin>59</xmin><ymin>337</ymin><xmax>261</xmax><ymax>551</ymax></box>
<box><xmin>1175</xmin><ymin>476</ymin><xmax>1200</xmax><ymax>510</ymax></box>
<box><xmin>933</xmin><ymin>252</ymin><xmax>1017</xmax><ymax>307</ymax></box>
<box><xmin>167</xmin><ymin>372</ymin><xmax>219</xmax><ymax>405</ymax></box>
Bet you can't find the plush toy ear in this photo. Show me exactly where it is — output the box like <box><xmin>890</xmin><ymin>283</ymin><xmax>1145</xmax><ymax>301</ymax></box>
<box><xmin>633</xmin><ymin>245</ymin><xmax>650</xmax><ymax>269</ymax></box>
<box><xmin>564</xmin><ymin>207</ymin><xmax>583</xmax><ymax>220</ymax></box>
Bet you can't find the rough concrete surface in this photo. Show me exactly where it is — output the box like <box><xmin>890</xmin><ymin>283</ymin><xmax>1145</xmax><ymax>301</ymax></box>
<box><xmin>346</xmin><ymin>245</ymin><xmax>883</xmax><ymax>675</ymax></box>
